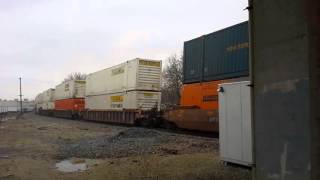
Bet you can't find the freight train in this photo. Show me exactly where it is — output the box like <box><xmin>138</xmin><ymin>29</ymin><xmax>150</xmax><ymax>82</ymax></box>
<box><xmin>35</xmin><ymin>21</ymin><xmax>249</xmax><ymax>133</ymax></box>
<box><xmin>35</xmin><ymin>58</ymin><xmax>163</xmax><ymax>126</ymax></box>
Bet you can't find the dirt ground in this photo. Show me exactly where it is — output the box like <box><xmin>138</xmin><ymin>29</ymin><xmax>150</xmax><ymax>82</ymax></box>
<box><xmin>0</xmin><ymin>113</ymin><xmax>251</xmax><ymax>180</ymax></box>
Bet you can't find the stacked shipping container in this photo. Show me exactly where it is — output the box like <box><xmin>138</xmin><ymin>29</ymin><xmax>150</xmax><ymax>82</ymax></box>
<box><xmin>164</xmin><ymin>22</ymin><xmax>250</xmax><ymax>132</ymax></box>
<box><xmin>35</xmin><ymin>88</ymin><xmax>55</xmax><ymax>112</ymax></box>
<box><xmin>54</xmin><ymin>80</ymin><xmax>86</xmax><ymax>111</ymax></box>
<box><xmin>85</xmin><ymin>58</ymin><xmax>162</xmax><ymax>110</ymax></box>
<box><xmin>183</xmin><ymin>21</ymin><xmax>249</xmax><ymax>84</ymax></box>
<box><xmin>83</xmin><ymin>58</ymin><xmax>162</xmax><ymax>124</ymax></box>
<box><xmin>180</xmin><ymin>80</ymin><xmax>224</xmax><ymax>110</ymax></box>
<box><xmin>181</xmin><ymin>21</ymin><xmax>249</xmax><ymax>109</ymax></box>
<box><xmin>34</xmin><ymin>58</ymin><xmax>162</xmax><ymax>123</ymax></box>
<box><xmin>33</xmin><ymin>21</ymin><xmax>249</xmax><ymax>132</ymax></box>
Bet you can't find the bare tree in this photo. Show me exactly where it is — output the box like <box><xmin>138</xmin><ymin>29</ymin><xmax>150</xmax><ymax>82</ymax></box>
<box><xmin>63</xmin><ymin>72</ymin><xmax>87</xmax><ymax>82</ymax></box>
<box><xmin>161</xmin><ymin>54</ymin><xmax>183</xmax><ymax>106</ymax></box>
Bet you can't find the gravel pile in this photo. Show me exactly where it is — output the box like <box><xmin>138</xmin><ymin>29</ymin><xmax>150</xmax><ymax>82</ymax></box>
<box><xmin>60</xmin><ymin>127</ymin><xmax>217</xmax><ymax>159</ymax></box>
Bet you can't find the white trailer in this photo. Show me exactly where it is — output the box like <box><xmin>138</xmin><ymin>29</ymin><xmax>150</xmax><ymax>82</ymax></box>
<box><xmin>54</xmin><ymin>80</ymin><xmax>86</xmax><ymax>100</ymax></box>
<box><xmin>35</xmin><ymin>88</ymin><xmax>55</xmax><ymax>111</ymax></box>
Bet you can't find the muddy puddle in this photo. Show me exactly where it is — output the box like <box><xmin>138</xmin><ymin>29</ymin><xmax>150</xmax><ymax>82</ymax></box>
<box><xmin>55</xmin><ymin>159</ymin><xmax>88</xmax><ymax>172</ymax></box>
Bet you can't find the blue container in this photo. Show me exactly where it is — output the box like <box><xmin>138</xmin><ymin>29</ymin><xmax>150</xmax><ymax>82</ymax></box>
<box><xmin>183</xmin><ymin>21</ymin><xmax>249</xmax><ymax>84</ymax></box>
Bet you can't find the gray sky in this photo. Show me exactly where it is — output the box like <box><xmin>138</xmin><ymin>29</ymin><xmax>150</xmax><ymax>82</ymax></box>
<box><xmin>0</xmin><ymin>0</ymin><xmax>248</xmax><ymax>100</ymax></box>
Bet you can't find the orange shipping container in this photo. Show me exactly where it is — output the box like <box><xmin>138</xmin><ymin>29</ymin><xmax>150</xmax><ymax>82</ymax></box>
<box><xmin>180</xmin><ymin>77</ymin><xmax>249</xmax><ymax>110</ymax></box>
<box><xmin>54</xmin><ymin>98</ymin><xmax>85</xmax><ymax>111</ymax></box>
<box><xmin>180</xmin><ymin>80</ymin><xmax>225</xmax><ymax>110</ymax></box>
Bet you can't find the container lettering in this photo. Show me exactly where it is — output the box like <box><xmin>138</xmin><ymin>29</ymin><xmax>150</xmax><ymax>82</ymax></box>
<box><xmin>110</xmin><ymin>95</ymin><xmax>124</xmax><ymax>102</ymax></box>
<box><xmin>139</xmin><ymin>60</ymin><xmax>161</xmax><ymax>67</ymax></box>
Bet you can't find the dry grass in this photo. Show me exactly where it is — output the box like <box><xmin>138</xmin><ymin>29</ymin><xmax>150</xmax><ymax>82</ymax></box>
<box><xmin>85</xmin><ymin>153</ymin><xmax>251</xmax><ymax>180</ymax></box>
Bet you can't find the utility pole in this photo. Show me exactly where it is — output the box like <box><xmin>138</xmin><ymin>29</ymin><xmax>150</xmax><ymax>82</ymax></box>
<box><xmin>19</xmin><ymin>77</ymin><xmax>23</xmax><ymax>114</ymax></box>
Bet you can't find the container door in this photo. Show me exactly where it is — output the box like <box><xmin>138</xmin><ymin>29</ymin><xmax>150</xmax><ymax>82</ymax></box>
<box><xmin>136</xmin><ymin>59</ymin><xmax>162</xmax><ymax>91</ymax></box>
<box><xmin>183</xmin><ymin>36</ymin><xmax>204</xmax><ymax>83</ymax></box>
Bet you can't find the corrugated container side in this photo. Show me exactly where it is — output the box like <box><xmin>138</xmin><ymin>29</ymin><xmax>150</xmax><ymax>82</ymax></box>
<box><xmin>39</xmin><ymin>102</ymin><xmax>55</xmax><ymax>110</ymax></box>
<box><xmin>85</xmin><ymin>91</ymin><xmax>161</xmax><ymax>110</ymax></box>
<box><xmin>183</xmin><ymin>36</ymin><xmax>204</xmax><ymax>83</ymax></box>
<box><xmin>42</xmin><ymin>89</ymin><xmax>55</xmax><ymax>102</ymax></box>
<box><xmin>183</xmin><ymin>21</ymin><xmax>249</xmax><ymax>83</ymax></box>
<box><xmin>74</xmin><ymin>80</ymin><xmax>86</xmax><ymax>98</ymax></box>
<box><xmin>180</xmin><ymin>77</ymin><xmax>249</xmax><ymax>110</ymax></box>
<box><xmin>86</xmin><ymin>58</ymin><xmax>161</xmax><ymax>96</ymax></box>
<box><xmin>35</xmin><ymin>93</ymin><xmax>45</xmax><ymax>112</ymax></box>
<box><xmin>54</xmin><ymin>98</ymin><xmax>85</xmax><ymax>111</ymax></box>
<box><xmin>54</xmin><ymin>82</ymin><xmax>64</xmax><ymax>100</ymax></box>
<box><xmin>34</xmin><ymin>88</ymin><xmax>55</xmax><ymax>111</ymax></box>
<box><xmin>203</xmin><ymin>22</ymin><xmax>249</xmax><ymax>81</ymax></box>
<box><xmin>35</xmin><ymin>93</ymin><xmax>44</xmax><ymax>104</ymax></box>
<box><xmin>136</xmin><ymin>60</ymin><xmax>161</xmax><ymax>91</ymax></box>
<box><xmin>54</xmin><ymin>80</ymin><xmax>86</xmax><ymax>100</ymax></box>
<box><xmin>86</xmin><ymin>68</ymin><xmax>111</xmax><ymax>96</ymax></box>
<box><xmin>36</xmin><ymin>89</ymin><xmax>55</xmax><ymax>110</ymax></box>
<box><xmin>180</xmin><ymin>80</ymin><xmax>223</xmax><ymax>110</ymax></box>
<box><xmin>85</xmin><ymin>63</ymin><xmax>126</xmax><ymax>96</ymax></box>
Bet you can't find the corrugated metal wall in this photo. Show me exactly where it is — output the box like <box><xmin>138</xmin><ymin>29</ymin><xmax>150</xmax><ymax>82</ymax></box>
<box><xmin>183</xmin><ymin>36</ymin><xmax>204</xmax><ymax>83</ymax></box>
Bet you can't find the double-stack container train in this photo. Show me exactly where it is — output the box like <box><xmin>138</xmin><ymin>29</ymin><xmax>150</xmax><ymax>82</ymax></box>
<box><xmin>53</xmin><ymin>80</ymin><xmax>86</xmax><ymax>118</ymax></box>
<box><xmin>84</xmin><ymin>58</ymin><xmax>162</xmax><ymax>125</ymax></box>
<box><xmin>35</xmin><ymin>21</ymin><xmax>249</xmax><ymax>133</ymax></box>
<box><xmin>164</xmin><ymin>21</ymin><xmax>249</xmax><ymax>132</ymax></box>
<box><xmin>35</xmin><ymin>88</ymin><xmax>55</xmax><ymax>115</ymax></box>
<box><xmin>35</xmin><ymin>58</ymin><xmax>162</xmax><ymax>126</ymax></box>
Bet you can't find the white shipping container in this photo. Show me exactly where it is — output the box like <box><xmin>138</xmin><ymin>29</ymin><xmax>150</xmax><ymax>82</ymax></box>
<box><xmin>44</xmin><ymin>102</ymin><xmax>55</xmax><ymax>110</ymax></box>
<box><xmin>86</xmin><ymin>91</ymin><xmax>161</xmax><ymax>110</ymax></box>
<box><xmin>36</xmin><ymin>102</ymin><xmax>55</xmax><ymax>110</ymax></box>
<box><xmin>54</xmin><ymin>80</ymin><xmax>86</xmax><ymax>100</ymax></box>
<box><xmin>218</xmin><ymin>81</ymin><xmax>253</xmax><ymax>166</ymax></box>
<box><xmin>35</xmin><ymin>93</ymin><xmax>43</xmax><ymax>104</ymax></box>
<box><xmin>35</xmin><ymin>89</ymin><xmax>55</xmax><ymax>110</ymax></box>
<box><xmin>42</xmin><ymin>88</ymin><xmax>55</xmax><ymax>102</ymax></box>
<box><xmin>86</xmin><ymin>58</ymin><xmax>161</xmax><ymax>96</ymax></box>
<box><xmin>35</xmin><ymin>93</ymin><xmax>43</xmax><ymax>111</ymax></box>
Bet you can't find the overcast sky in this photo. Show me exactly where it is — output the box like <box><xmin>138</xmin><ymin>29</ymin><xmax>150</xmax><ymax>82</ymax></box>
<box><xmin>0</xmin><ymin>0</ymin><xmax>248</xmax><ymax>100</ymax></box>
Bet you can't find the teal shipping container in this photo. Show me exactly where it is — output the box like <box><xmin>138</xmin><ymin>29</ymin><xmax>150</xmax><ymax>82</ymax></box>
<box><xmin>183</xmin><ymin>21</ymin><xmax>249</xmax><ymax>84</ymax></box>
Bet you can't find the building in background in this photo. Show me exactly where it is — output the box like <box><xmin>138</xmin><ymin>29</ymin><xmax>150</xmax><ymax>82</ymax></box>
<box><xmin>0</xmin><ymin>99</ymin><xmax>34</xmax><ymax>112</ymax></box>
